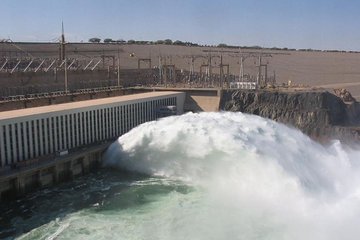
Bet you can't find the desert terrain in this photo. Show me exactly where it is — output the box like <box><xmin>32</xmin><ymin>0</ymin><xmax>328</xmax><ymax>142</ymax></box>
<box><xmin>1</xmin><ymin>42</ymin><xmax>360</xmax><ymax>99</ymax></box>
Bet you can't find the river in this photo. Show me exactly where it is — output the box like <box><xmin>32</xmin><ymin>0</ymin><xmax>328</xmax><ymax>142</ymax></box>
<box><xmin>1</xmin><ymin>112</ymin><xmax>360</xmax><ymax>240</ymax></box>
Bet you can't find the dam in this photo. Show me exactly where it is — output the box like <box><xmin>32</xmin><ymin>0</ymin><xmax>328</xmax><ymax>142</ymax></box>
<box><xmin>0</xmin><ymin>88</ymin><xmax>359</xmax><ymax>239</ymax></box>
<box><xmin>0</xmin><ymin>91</ymin><xmax>185</xmax><ymax>199</ymax></box>
<box><xmin>1</xmin><ymin>86</ymin><xmax>359</xmax><ymax>201</ymax></box>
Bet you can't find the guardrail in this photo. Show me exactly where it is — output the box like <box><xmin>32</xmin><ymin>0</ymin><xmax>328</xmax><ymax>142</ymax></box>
<box><xmin>0</xmin><ymin>85</ymin><xmax>124</xmax><ymax>102</ymax></box>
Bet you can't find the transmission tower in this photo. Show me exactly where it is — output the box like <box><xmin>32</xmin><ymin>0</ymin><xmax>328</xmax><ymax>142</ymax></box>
<box><xmin>59</xmin><ymin>21</ymin><xmax>66</xmax><ymax>61</ymax></box>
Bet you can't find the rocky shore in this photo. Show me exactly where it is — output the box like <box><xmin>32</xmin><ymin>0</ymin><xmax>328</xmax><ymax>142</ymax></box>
<box><xmin>220</xmin><ymin>90</ymin><xmax>360</xmax><ymax>143</ymax></box>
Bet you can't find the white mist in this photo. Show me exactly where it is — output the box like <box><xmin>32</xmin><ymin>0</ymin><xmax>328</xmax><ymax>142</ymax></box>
<box><xmin>102</xmin><ymin>112</ymin><xmax>360</xmax><ymax>240</ymax></box>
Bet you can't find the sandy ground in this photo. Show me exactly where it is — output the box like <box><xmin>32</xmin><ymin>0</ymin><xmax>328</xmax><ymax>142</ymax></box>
<box><xmin>1</xmin><ymin>43</ymin><xmax>360</xmax><ymax>99</ymax></box>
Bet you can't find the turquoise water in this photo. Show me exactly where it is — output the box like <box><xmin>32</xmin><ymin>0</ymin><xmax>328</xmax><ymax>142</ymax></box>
<box><xmin>2</xmin><ymin>112</ymin><xmax>360</xmax><ymax>240</ymax></box>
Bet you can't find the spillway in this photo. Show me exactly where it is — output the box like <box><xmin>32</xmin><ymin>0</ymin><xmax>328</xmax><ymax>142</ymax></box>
<box><xmin>2</xmin><ymin>112</ymin><xmax>360</xmax><ymax>240</ymax></box>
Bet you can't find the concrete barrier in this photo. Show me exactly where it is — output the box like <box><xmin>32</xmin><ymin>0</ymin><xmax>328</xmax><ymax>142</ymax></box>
<box><xmin>0</xmin><ymin>143</ymin><xmax>109</xmax><ymax>201</ymax></box>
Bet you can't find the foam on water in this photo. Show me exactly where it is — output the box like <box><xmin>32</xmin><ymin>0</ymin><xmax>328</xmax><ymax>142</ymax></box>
<box><xmin>17</xmin><ymin>112</ymin><xmax>360</xmax><ymax>240</ymax></box>
<box><xmin>103</xmin><ymin>112</ymin><xmax>360</xmax><ymax>240</ymax></box>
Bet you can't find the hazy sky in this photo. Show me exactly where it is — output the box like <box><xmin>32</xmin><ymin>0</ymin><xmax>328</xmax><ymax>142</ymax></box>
<box><xmin>1</xmin><ymin>0</ymin><xmax>359</xmax><ymax>50</ymax></box>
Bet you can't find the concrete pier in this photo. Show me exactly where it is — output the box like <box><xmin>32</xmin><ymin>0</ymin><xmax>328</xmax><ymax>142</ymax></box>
<box><xmin>0</xmin><ymin>142</ymin><xmax>109</xmax><ymax>200</ymax></box>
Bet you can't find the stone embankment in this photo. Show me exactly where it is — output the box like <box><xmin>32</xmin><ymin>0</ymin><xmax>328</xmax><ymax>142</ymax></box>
<box><xmin>220</xmin><ymin>90</ymin><xmax>360</xmax><ymax>143</ymax></box>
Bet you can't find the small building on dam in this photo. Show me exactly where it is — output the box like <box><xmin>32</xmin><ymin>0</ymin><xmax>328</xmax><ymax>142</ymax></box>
<box><xmin>0</xmin><ymin>91</ymin><xmax>185</xmax><ymax>199</ymax></box>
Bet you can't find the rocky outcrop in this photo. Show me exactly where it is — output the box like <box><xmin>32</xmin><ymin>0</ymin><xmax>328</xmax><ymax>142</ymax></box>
<box><xmin>333</xmin><ymin>88</ymin><xmax>356</xmax><ymax>102</ymax></box>
<box><xmin>220</xmin><ymin>90</ymin><xmax>360</xmax><ymax>142</ymax></box>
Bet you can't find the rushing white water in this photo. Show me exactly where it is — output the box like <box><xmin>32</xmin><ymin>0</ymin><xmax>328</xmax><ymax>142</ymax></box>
<box><xmin>15</xmin><ymin>112</ymin><xmax>360</xmax><ymax>240</ymax></box>
<box><xmin>103</xmin><ymin>112</ymin><xmax>360</xmax><ymax>240</ymax></box>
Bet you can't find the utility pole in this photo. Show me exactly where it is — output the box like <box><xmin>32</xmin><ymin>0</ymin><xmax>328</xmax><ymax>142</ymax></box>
<box><xmin>60</xmin><ymin>21</ymin><xmax>66</xmax><ymax>61</ymax></box>
<box><xmin>239</xmin><ymin>56</ymin><xmax>244</xmax><ymax>81</ymax></box>
<box><xmin>168</xmin><ymin>56</ymin><xmax>172</xmax><ymax>84</ymax></box>
<box><xmin>273</xmin><ymin>71</ymin><xmax>276</xmax><ymax>84</ymax></box>
<box><xmin>64</xmin><ymin>58</ymin><xmax>68</xmax><ymax>92</ymax></box>
<box><xmin>61</xmin><ymin>22</ymin><xmax>68</xmax><ymax>93</ymax></box>
<box><xmin>117</xmin><ymin>49</ymin><xmax>120</xmax><ymax>87</ymax></box>
<box><xmin>257</xmin><ymin>56</ymin><xmax>262</xmax><ymax>87</ymax></box>
<box><xmin>189</xmin><ymin>56</ymin><xmax>195</xmax><ymax>82</ymax></box>
<box><xmin>208</xmin><ymin>53</ymin><xmax>212</xmax><ymax>85</ymax></box>
<box><xmin>256</xmin><ymin>55</ymin><xmax>271</xmax><ymax>87</ymax></box>
<box><xmin>158</xmin><ymin>55</ymin><xmax>162</xmax><ymax>84</ymax></box>
<box><xmin>220</xmin><ymin>53</ymin><xmax>224</xmax><ymax>88</ymax></box>
<box><xmin>163</xmin><ymin>56</ymin><xmax>168</xmax><ymax>87</ymax></box>
<box><xmin>264</xmin><ymin>64</ymin><xmax>268</xmax><ymax>86</ymax></box>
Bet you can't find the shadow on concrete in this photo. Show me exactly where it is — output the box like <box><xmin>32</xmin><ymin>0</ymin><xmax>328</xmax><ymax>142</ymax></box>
<box><xmin>184</xmin><ymin>94</ymin><xmax>204</xmax><ymax>112</ymax></box>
